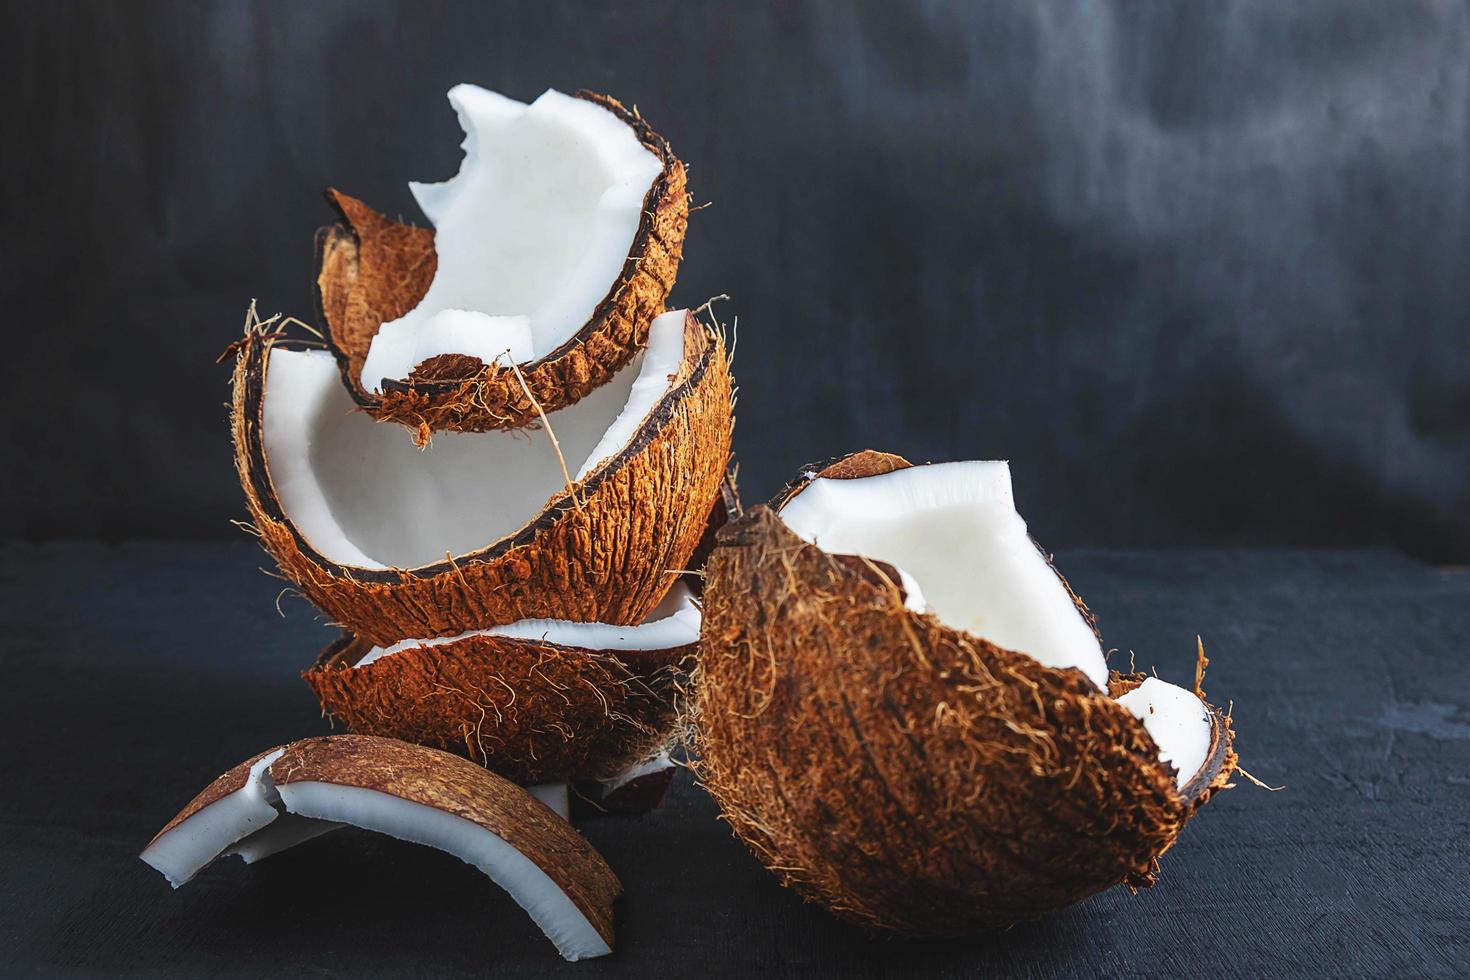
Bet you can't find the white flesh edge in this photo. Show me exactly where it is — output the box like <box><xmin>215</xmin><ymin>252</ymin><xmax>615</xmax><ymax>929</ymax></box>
<box><xmin>360</xmin><ymin>86</ymin><xmax>663</xmax><ymax>389</ymax></box>
<box><xmin>1116</xmin><ymin>677</ymin><xmax>1214</xmax><ymax>790</ymax></box>
<box><xmin>140</xmin><ymin>748</ymin><xmax>285</xmax><ymax>887</ymax></box>
<box><xmin>777</xmin><ymin>462</ymin><xmax>1110</xmax><ymax>690</ymax></box>
<box><xmin>525</xmin><ymin>783</ymin><xmax>571</xmax><ymax>821</ymax></box>
<box><xmin>600</xmin><ymin>750</ymin><xmax>674</xmax><ymax>796</ymax></box>
<box><xmin>262</xmin><ymin>309</ymin><xmax>688</xmax><ymax>570</ymax></box>
<box><xmin>355</xmin><ymin>581</ymin><xmax>699</xmax><ymax>666</ymax></box>
<box><xmin>276</xmin><ymin>781</ymin><xmax>611</xmax><ymax>961</ymax></box>
<box><xmin>227</xmin><ymin>813</ymin><xmax>344</xmax><ymax>864</ymax></box>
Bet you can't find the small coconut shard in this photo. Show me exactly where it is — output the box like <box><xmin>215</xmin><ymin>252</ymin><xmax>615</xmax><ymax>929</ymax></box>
<box><xmin>232</xmin><ymin>307</ymin><xmax>733</xmax><ymax>643</ymax></box>
<box><xmin>317</xmin><ymin>87</ymin><xmax>689</xmax><ymax>433</ymax></box>
<box><xmin>141</xmin><ymin>735</ymin><xmax>621</xmax><ymax>962</ymax></box>
<box><xmin>692</xmin><ymin>452</ymin><xmax>1238</xmax><ymax>936</ymax></box>
<box><xmin>140</xmin><ymin>747</ymin><xmax>286</xmax><ymax>887</ymax></box>
<box><xmin>304</xmin><ymin>584</ymin><xmax>701</xmax><ymax>783</ymax></box>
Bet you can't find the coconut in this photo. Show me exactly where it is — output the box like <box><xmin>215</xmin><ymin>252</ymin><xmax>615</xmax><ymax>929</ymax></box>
<box><xmin>232</xmin><ymin>307</ymin><xmax>733</xmax><ymax>644</ymax></box>
<box><xmin>303</xmin><ymin>583</ymin><xmax>701</xmax><ymax>784</ymax></box>
<box><xmin>692</xmin><ymin>451</ymin><xmax>1236</xmax><ymax>936</ymax></box>
<box><xmin>140</xmin><ymin>735</ymin><xmax>621</xmax><ymax>961</ymax></box>
<box><xmin>316</xmin><ymin>86</ymin><xmax>688</xmax><ymax>437</ymax></box>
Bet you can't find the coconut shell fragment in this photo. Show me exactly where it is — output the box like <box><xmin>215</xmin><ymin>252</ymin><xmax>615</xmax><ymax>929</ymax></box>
<box><xmin>141</xmin><ymin>735</ymin><xmax>621</xmax><ymax>961</ymax></box>
<box><xmin>317</xmin><ymin>90</ymin><xmax>689</xmax><ymax>437</ymax></box>
<box><xmin>304</xmin><ymin>610</ymin><xmax>697</xmax><ymax>785</ymax></box>
<box><xmin>692</xmin><ymin>456</ymin><xmax>1237</xmax><ymax>936</ymax></box>
<box><xmin>231</xmin><ymin>308</ymin><xmax>733</xmax><ymax>645</ymax></box>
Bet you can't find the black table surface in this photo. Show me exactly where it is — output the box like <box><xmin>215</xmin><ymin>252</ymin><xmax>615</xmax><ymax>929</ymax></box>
<box><xmin>3</xmin><ymin>541</ymin><xmax>1466</xmax><ymax>978</ymax></box>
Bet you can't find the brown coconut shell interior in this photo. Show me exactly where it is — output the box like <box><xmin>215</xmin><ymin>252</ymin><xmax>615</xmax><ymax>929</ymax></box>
<box><xmin>232</xmin><ymin>307</ymin><xmax>734</xmax><ymax>645</ymax></box>
<box><xmin>304</xmin><ymin>628</ymin><xmax>696</xmax><ymax>784</ymax></box>
<box><xmin>315</xmin><ymin>91</ymin><xmax>689</xmax><ymax>438</ymax></box>
<box><xmin>693</xmin><ymin>502</ymin><xmax>1238</xmax><ymax>936</ymax></box>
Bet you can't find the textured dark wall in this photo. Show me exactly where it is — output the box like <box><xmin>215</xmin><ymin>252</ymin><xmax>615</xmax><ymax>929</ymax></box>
<box><xmin>4</xmin><ymin>1</ymin><xmax>1469</xmax><ymax>557</ymax></box>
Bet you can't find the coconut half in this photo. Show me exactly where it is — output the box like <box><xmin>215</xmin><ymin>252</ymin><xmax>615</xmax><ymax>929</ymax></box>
<box><xmin>317</xmin><ymin>87</ymin><xmax>689</xmax><ymax>436</ymax></box>
<box><xmin>233</xmin><ymin>307</ymin><xmax>733</xmax><ymax>644</ymax></box>
<box><xmin>304</xmin><ymin>584</ymin><xmax>701</xmax><ymax>783</ymax></box>
<box><xmin>141</xmin><ymin>736</ymin><xmax>620</xmax><ymax>962</ymax></box>
<box><xmin>693</xmin><ymin>451</ymin><xmax>1236</xmax><ymax>936</ymax></box>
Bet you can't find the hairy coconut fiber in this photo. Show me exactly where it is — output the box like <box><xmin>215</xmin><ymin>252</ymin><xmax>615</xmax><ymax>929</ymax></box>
<box><xmin>316</xmin><ymin>92</ymin><xmax>688</xmax><ymax>440</ymax></box>
<box><xmin>304</xmin><ymin>628</ymin><xmax>695</xmax><ymax>785</ymax></box>
<box><xmin>231</xmin><ymin>310</ymin><xmax>733</xmax><ymax>645</ymax></box>
<box><xmin>692</xmin><ymin>463</ymin><xmax>1236</xmax><ymax>936</ymax></box>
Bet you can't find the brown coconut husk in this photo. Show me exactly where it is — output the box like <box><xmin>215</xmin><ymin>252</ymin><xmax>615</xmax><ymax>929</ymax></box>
<box><xmin>231</xmin><ymin>309</ymin><xmax>733</xmax><ymax>645</ymax></box>
<box><xmin>316</xmin><ymin>92</ymin><xmax>688</xmax><ymax>440</ymax></box>
<box><xmin>691</xmin><ymin>457</ymin><xmax>1237</xmax><ymax>937</ymax></box>
<box><xmin>304</xmin><ymin>628</ymin><xmax>696</xmax><ymax>785</ymax></box>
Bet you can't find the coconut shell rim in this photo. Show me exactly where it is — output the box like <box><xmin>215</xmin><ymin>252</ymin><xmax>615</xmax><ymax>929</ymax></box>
<box><xmin>239</xmin><ymin>311</ymin><xmax>717</xmax><ymax>583</ymax></box>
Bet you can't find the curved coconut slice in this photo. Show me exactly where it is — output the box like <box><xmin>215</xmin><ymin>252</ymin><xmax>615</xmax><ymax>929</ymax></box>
<box><xmin>692</xmin><ymin>452</ymin><xmax>1237</xmax><ymax>936</ymax></box>
<box><xmin>317</xmin><ymin>87</ymin><xmax>688</xmax><ymax>436</ymax></box>
<box><xmin>304</xmin><ymin>583</ymin><xmax>700</xmax><ymax>784</ymax></box>
<box><xmin>233</xmin><ymin>308</ymin><xmax>733</xmax><ymax>644</ymax></box>
<box><xmin>141</xmin><ymin>735</ymin><xmax>620</xmax><ymax>962</ymax></box>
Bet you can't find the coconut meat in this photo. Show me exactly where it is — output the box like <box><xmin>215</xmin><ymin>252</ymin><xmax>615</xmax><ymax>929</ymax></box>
<box><xmin>358</xmin><ymin>86</ymin><xmax>664</xmax><ymax>390</ymax></box>
<box><xmin>777</xmin><ymin>462</ymin><xmax>1110</xmax><ymax>690</ymax></box>
<box><xmin>262</xmin><ymin>309</ymin><xmax>688</xmax><ymax>571</ymax></box>
<box><xmin>1116</xmin><ymin>677</ymin><xmax>1214</xmax><ymax>789</ymax></box>
<box><xmin>354</xmin><ymin>582</ymin><xmax>700</xmax><ymax>666</ymax></box>
<box><xmin>600</xmin><ymin>750</ymin><xmax>674</xmax><ymax>796</ymax></box>
<box><xmin>276</xmin><ymin>781</ymin><xmax>610</xmax><ymax>961</ymax></box>
<box><xmin>526</xmin><ymin>783</ymin><xmax>571</xmax><ymax>821</ymax></box>
<box><xmin>140</xmin><ymin>749</ymin><xmax>286</xmax><ymax>887</ymax></box>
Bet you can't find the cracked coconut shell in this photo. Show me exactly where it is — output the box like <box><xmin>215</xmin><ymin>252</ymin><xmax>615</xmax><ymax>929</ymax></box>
<box><xmin>692</xmin><ymin>453</ymin><xmax>1236</xmax><ymax>936</ymax></box>
<box><xmin>231</xmin><ymin>310</ymin><xmax>733</xmax><ymax>645</ymax></box>
<box><xmin>304</xmin><ymin>623</ymin><xmax>696</xmax><ymax>786</ymax></box>
<box><xmin>316</xmin><ymin>92</ymin><xmax>688</xmax><ymax>439</ymax></box>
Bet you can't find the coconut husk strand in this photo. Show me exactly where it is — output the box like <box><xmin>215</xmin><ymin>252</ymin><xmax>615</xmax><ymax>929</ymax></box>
<box><xmin>232</xmin><ymin>308</ymin><xmax>733</xmax><ymax>645</ymax></box>
<box><xmin>317</xmin><ymin>89</ymin><xmax>688</xmax><ymax>439</ymax></box>
<box><xmin>303</xmin><ymin>585</ymin><xmax>701</xmax><ymax>785</ymax></box>
<box><xmin>141</xmin><ymin>735</ymin><xmax>621</xmax><ymax>961</ymax></box>
<box><xmin>692</xmin><ymin>462</ymin><xmax>1236</xmax><ymax>936</ymax></box>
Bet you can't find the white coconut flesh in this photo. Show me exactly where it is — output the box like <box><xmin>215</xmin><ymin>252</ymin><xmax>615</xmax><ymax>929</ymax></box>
<box><xmin>359</xmin><ymin>85</ymin><xmax>664</xmax><ymax>390</ymax></box>
<box><xmin>141</xmin><ymin>757</ymin><xmax>611</xmax><ymax>961</ymax></box>
<box><xmin>778</xmin><ymin>461</ymin><xmax>1213</xmax><ymax>785</ymax></box>
<box><xmin>525</xmin><ymin>783</ymin><xmax>571</xmax><ymax>821</ymax></box>
<box><xmin>262</xmin><ymin>309</ymin><xmax>688</xmax><ymax>570</ymax></box>
<box><xmin>354</xmin><ymin>582</ymin><xmax>700</xmax><ymax>666</ymax></box>
<box><xmin>600</xmin><ymin>750</ymin><xmax>674</xmax><ymax>796</ymax></box>
<box><xmin>1116</xmin><ymin>677</ymin><xmax>1214</xmax><ymax>790</ymax></box>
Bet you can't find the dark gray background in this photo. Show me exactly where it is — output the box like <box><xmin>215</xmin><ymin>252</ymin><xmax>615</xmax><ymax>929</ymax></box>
<box><xmin>4</xmin><ymin>0</ymin><xmax>1469</xmax><ymax>558</ymax></box>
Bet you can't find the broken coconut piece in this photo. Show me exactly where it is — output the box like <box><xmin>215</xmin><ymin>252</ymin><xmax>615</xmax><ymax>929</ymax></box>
<box><xmin>141</xmin><ymin>735</ymin><xmax>621</xmax><ymax>962</ymax></box>
<box><xmin>233</xmin><ymin>307</ymin><xmax>733</xmax><ymax>644</ymax></box>
<box><xmin>304</xmin><ymin>584</ymin><xmax>701</xmax><ymax>783</ymax></box>
<box><xmin>693</xmin><ymin>451</ymin><xmax>1236</xmax><ymax>936</ymax></box>
<box><xmin>317</xmin><ymin>86</ymin><xmax>689</xmax><ymax>434</ymax></box>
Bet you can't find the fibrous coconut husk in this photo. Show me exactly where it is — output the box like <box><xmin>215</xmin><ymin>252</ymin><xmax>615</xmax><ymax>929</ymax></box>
<box><xmin>231</xmin><ymin>310</ymin><xmax>733</xmax><ymax>645</ymax></box>
<box><xmin>304</xmin><ymin>628</ymin><xmax>695</xmax><ymax>785</ymax></box>
<box><xmin>691</xmin><ymin>454</ymin><xmax>1236</xmax><ymax>936</ymax></box>
<box><xmin>316</xmin><ymin>92</ymin><xmax>688</xmax><ymax>439</ymax></box>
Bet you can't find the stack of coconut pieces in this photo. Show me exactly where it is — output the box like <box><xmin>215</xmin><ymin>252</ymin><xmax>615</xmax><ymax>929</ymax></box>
<box><xmin>143</xmin><ymin>86</ymin><xmax>734</xmax><ymax>961</ymax></box>
<box><xmin>143</xmin><ymin>84</ymin><xmax>1244</xmax><ymax>965</ymax></box>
